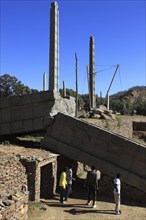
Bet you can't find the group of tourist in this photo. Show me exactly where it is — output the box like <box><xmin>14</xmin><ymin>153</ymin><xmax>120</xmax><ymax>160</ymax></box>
<box><xmin>59</xmin><ymin>165</ymin><xmax>121</xmax><ymax>215</ymax></box>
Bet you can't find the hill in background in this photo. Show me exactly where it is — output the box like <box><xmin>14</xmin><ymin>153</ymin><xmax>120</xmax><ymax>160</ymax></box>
<box><xmin>110</xmin><ymin>86</ymin><xmax>146</xmax><ymax>102</ymax></box>
<box><xmin>109</xmin><ymin>86</ymin><xmax>146</xmax><ymax>115</ymax></box>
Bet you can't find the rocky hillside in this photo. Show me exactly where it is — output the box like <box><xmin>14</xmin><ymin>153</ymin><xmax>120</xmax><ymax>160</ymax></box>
<box><xmin>110</xmin><ymin>86</ymin><xmax>146</xmax><ymax>103</ymax></box>
<box><xmin>120</xmin><ymin>88</ymin><xmax>146</xmax><ymax>104</ymax></box>
<box><xmin>109</xmin><ymin>86</ymin><xmax>146</xmax><ymax>115</ymax></box>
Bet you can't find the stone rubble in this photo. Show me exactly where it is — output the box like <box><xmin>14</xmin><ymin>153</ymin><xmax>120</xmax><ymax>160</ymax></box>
<box><xmin>79</xmin><ymin>105</ymin><xmax>115</xmax><ymax>120</ymax></box>
<box><xmin>0</xmin><ymin>189</ymin><xmax>28</xmax><ymax>220</ymax></box>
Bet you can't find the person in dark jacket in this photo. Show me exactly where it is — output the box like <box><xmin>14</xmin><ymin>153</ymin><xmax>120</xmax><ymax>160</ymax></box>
<box><xmin>85</xmin><ymin>165</ymin><xmax>98</xmax><ymax>208</ymax></box>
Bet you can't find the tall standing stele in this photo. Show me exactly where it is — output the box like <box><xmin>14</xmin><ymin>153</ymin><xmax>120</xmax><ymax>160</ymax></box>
<box><xmin>43</xmin><ymin>72</ymin><xmax>46</xmax><ymax>91</ymax></box>
<box><xmin>49</xmin><ymin>1</ymin><xmax>59</xmax><ymax>92</ymax></box>
<box><xmin>89</xmin><ymin>36</ymin><xmax>96</xmax><ymax>109</ymax></box>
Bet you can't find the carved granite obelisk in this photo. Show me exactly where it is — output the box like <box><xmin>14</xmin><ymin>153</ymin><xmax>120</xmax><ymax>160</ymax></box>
<box><xmin>47</xmin><ymin>1</ymin><xmax>75</xmax><ymax>116</ymax></box>
<box><xmin>89</xmin><ymin>36</ymin><xmax>96</xmax><ymax>109</ymax></box>
<box><xmin>43</xmin><ymin>72</ymin><xmax>46</xmax><ymax>91</ymax></box>
<box><xmin>49</xmin><ymin>2</ymin><xmax>59</xmax><ymax>92</ymax></box>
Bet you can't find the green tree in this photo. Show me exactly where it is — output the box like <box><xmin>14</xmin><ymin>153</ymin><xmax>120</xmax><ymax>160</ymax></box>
<box><xmin>0</xmin><ymin>74</ymin><xmax>38</xmax><ymax>97</ymax></box>
<box><xmin>78</xmin><ymin>94</ymin><xmax>85</xmax><ymax>109</ymax></box>
<box><xmin>110</xmin><ymin>99</ymin><xmax>125</xmax><ymax>113</ymax></box>
<box><xmin>80</xmin><ymin>94</ymin><xmax>89</xmax><ymax>111</ymax></box>
<box><xmin>133</xmin><ymin>94</ymin><xmax>146</xmax><ymax>115</ymax></box>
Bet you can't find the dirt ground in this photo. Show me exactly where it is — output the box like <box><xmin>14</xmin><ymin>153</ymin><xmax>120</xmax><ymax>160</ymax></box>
<box><xmin>28</xmin><ymin>196</ymin><xmax>146</xmax><ymax>220</ymax></box>
<box><xmin>28</xmin><ymin>185</ymin><xmax>146</xmax><ymax>220</ymax></box>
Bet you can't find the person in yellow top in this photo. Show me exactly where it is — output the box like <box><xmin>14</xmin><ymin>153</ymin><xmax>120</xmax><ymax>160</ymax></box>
<box><xmin>59</xmin><ymin>167</ymin><xmax>68</xmax><ymax>204</ymax></box>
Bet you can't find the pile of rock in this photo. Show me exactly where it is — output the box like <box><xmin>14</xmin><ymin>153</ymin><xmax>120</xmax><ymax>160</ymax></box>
<box><xmin>92</xmin><ymin>105</ymin><xmax>115</xmax><ymax>120</ymax></box>
<box><xmin>0</xmin><ymin>188</ymin><xmax>28</xmax><ymax>220</ymax></box>
<box><xmin>79</xmin><ymin>105</ymin><xmax>115</xmax><ymax>120</ymax></box>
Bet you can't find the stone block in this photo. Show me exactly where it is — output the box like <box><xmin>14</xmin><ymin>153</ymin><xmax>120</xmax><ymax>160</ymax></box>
<box><xmin>13</xmin><ymin>194</ymin><xmax>28</xmax><ymax>203</ymax></box>
<box><xmin>10</xmin><ymin>108</ymin><xmax>23</xmax><ymax>121</ymax></box>
<box><xmin>31</xmin><ymin>93</ymin><xmax>41</xmax><ymax>103</ymax></box>
<box><xmin>20</xmin><ymin>205</ymin><xmax>28</xmax><ymax>215</ymax></box>
<box><xmin>22</xmin><ymin>107</ymin><xmax>33</xmax><ymax>120</ymax></box>
<box><xmin>0</xmin><ymin>109</ymin><xmax>10</xmax><ymax>123</ymax></box>
<box><xmin>16</xmin><ymin>200</ymin><xmax>24</xmax><ymax>212</ymax></box>
<box><xmin>42</xmin><ymin>118</ymin><xmax>54</xmax><ymax>128</ymax></box>
<box><xmin>0</xmin><ymin>97</ymin><xmax>9</xmax><ymax>108</ymax></box>
<box><xmin>22</xmin><ymin>94</ymin><xmax>31</xmax><ymax>105</ymax></box>
<box><xmin>9</xmin><ymin>96</ymin><xmax>23</xmax><ymax>106</ymax></box>
<box><xmin>32</xmin><ymin>103</ymin><xmax>43</xmax><ymax>118</ymax></box>
<box><xmin>23</xmin><ymin>120</ymin><xmax>33</xmax><ymax>131</ymax></box>
<box><xmin>40</xmin><ymin>91</ymin><xmax>53</xmax><ymax>101</ymax></box>
<box><xmin>42</xmin><ymin>102</ymin><xmax>54</xmax><ymax>116</ymax></box>
<box><xmin>133</xmin><ymin>121</ymin><xmax>146</xmax><ymax>131</ymax></box>
<box><xmin>0</xmin><ymin>123</ymin><xmax>10</xmax><ymax>135</ymax></box>
<box><xmin>22</xmin><ymin>195</ymin><xmax>28</xmax><ymax>203</ymax></box>
<box><xmin>33</xmin><ymin>118</ymin><xmax>43</xmax><ymax>130</ymax></box>
<box><xmin>3</xmin><ymin>199</ymin><xmax>14</xmax><ymax>206</ymax></box>
<box><xmin>9</xmin><ymin>106</ymin><xmax>33</xmax><ymax>122</ymax></box>
<box><xmin>40</xmin><ymin>90</ymin><xmax>57</xmax><ymax>101</ymax></box>
<box><xmin>12</xmin><ymin>194</ymin><xmax>23</xmax><ymax>202</ymax></box>
<box><xmin>11</xmin><ymin>121</ymin><xmax>23</xmax><ymax>133</ymax></box>
<box><xmin>13</xmin><ymin>212</ymin><xmax>22</xmax><ymax>219</ymax></box>
<box><xmin>7</xmin><ymin>203</ymin><xmax>16</xmax><ymax>212</ymax></box>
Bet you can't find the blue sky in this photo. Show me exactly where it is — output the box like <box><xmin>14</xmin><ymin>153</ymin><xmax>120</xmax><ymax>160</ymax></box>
<box><xmin>1</xmin><ymin>0</ymin><xmax>146</xmax><ymax>97</ymax></box>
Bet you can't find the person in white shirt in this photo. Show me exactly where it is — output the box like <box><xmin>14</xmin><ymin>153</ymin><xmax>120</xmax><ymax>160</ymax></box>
<box><xmin>65</xmin><ymin>165</ymin><xmax>75</xmax><ymax>201</ymax></box>
<box><xmin>113</xmin><ymin>173</ymin><xmax>121</xmax><ymax>215</ymax></box>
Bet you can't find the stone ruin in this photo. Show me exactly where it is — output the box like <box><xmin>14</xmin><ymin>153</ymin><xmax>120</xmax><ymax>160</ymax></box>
<box><xmin>0</xmin><ymin>188</ymin><xmax>28</xmax><ymax>220</ymax></box>
<box><xmin>0</xmin><ymin>146</ymin><xmax>58</xmax><ymax>220</ymax></box>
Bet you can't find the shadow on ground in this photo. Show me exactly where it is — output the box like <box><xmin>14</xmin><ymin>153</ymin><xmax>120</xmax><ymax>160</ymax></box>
<box><xmin>41</xmin><ymin>179</ymin><xmax>146</xmax><ymax>209</ymax></box>
<box><xmin>64</xmin><ymin>209</ymin><xmax>114</xmax><ymax>215</ymax></box>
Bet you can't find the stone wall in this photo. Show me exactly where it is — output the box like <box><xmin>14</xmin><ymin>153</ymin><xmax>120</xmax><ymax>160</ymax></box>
<box><xmin>17</xmin><ymin>155</ymin><xmax>58</xmax><ymax>202</ymax></box>
<box><xmin>0</xmin><ymin>90</ymin><xmax>75</xmax><ymax>136</ymax></box>
<box><xmin>0</xmin><ymin>152</ymin><xmax>58</xmax><ymax>202</ymax></box>
<box><xmin>0</xmin><ymin>191</ymin><xmax>28</xmax><ymax>220</ymax></box>
<box><xmin>0</xmin><ymin>157</ymin><xmax>27</xmax><ymax>196</ymax></box>
<box><xmin>133</xmin><ymin>121</ymin><xmax>146</xmax><ymax>131</ymax></box>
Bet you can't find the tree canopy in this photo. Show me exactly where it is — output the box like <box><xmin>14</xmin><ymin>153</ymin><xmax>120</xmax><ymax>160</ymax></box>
<box><xmin>0</xmin><ymin>74</ymin><xmax>38</xmax><ymax>97</ymax></box>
